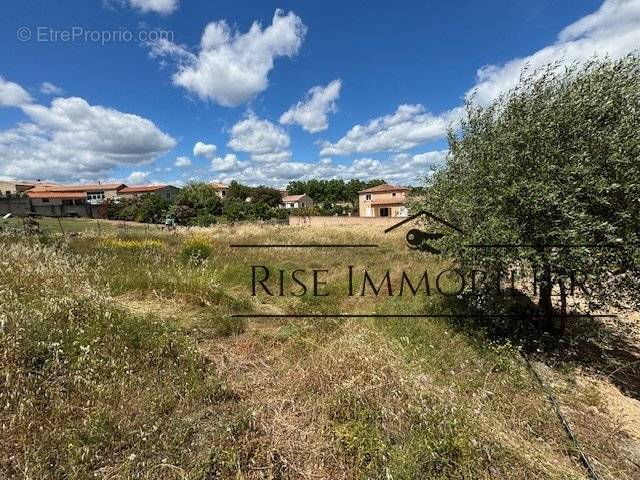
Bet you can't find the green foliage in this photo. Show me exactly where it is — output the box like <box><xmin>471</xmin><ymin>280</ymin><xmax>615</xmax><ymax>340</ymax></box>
<box><xmin>179</xmin><ymin>234</ymin><xmax>213</xmax><ymax>265</ymax></box>
<box><xmin>329</xmin><ymin>391</ymin><xmax>480</xmax><ymax>479</ymax></box>
<box><xmin>287</xmin><ymin>178</ymin><xmax>385</xmax><ymax>207</ymax></box>
<box><xmin>422</xmin><ymin>55</ymin><xmax>640</xmax><ymax>322</ymax></box>
<box><xmin>133</xmin><ymin>193</ymin><xmax>170</xmax><ymax>223</ymax></box>
<box><xmin>226</xmin><ymin>180</ymin><xmax>253</xmax><ymax>202</ymax></box>
<box><xmin>174</xmin><ymin>182</ymin><xmax>223</xmax><ymax>226</ymax></box>
<box><xmin>250</xmin><ymin>185</ymin><xmax>283</xmax><ymax>208</ymax></box>
<box><xmin>222</xmin><ymin>199</ymin><xmax>286</xmax><ymax>222</ymax></box>
<box><xmin>101</xmin><ymin>194</ymin><xmax>169</xmax><ymax>223</ymax></box>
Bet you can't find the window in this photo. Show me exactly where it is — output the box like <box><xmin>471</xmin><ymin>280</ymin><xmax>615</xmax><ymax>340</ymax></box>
<box><xmin>62</xmin><ymin>199</ymin><xmax>73</xmax><ymax>206</ymax></box>
<box><xmin>392</xmin><ymin>192</ymin><xmax>396</xmax><ymax>197</ymax></box>
<box><xmin>41</xmin><ymin>198</ymin><xmax>49</xmax><ymax>203</ymax></box>
<box><xmin>5</xmin><ymin>190</ymin><xmax>10</xmax><ymax>195</ymax></box>
<box><xmin>365</xmin><ymin>194</ymin><xmax>372</xmax><ymax>200</ymax></box>
<box><xmin>87</xmin><ymin>191</ymin><xmax>105</xmax><ymax>203</ymax></box>
<box><xmin>300</xmin><ymin>202</ymin><xmax>305</xmax><ymax>208</ymax></box>
<box><xmin>74</xmin><ymin>199</ymin><xmax>85</xmax><ymax>205</ymax></box>
<box><xmin>379</xmin><ymin>207</ymin><xmax>390</xmax><ymax>217</ymax></box>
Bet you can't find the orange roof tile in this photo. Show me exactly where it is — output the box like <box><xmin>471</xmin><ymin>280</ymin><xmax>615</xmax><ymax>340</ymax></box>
<box><xmin>120</xmin><ymin>185</ymin><xmax>169</xmax><ymax>193</ymax></box>
<box><xmin>29</xmin><ymin>183</ymin><xmax>125</xmax><ymax>192</ymax></box>
<box><xmin>358</xmin><ymin>183</ymin><xmax>409</xmax><ymax>194</ymax></box>
<box><xmin>282</xmin><ymin>194</ymin><xmax>307</xmax><ymax>202</ymax></box>
<box><xmin>27</xmin><ymin>191</ymin><xmax>86</xmax><ymax>199</ymax></box>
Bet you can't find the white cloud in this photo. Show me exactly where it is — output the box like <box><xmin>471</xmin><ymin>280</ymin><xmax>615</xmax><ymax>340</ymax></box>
<box><xmin>0</xmin><ymin>84</ymin><xmax>176</xmax><ymax>181</ymax></box>
<box><xmin>127</xmin><ymin>170</ymin><xmax>150</xmax><ymax>184</ymax></box>
<box><xmin>393</xmin><ymin>150</ymin><xmax>448</xmax><ymax>167</ymax></box>
<box><xmin>107</xmin><ymin>0</ymin><xmax>179</xmax><ymax>15</ymax></box>
<box><xmin>147</xmin><ymin>9</ymin><xmax>307</xmax><ymax>106</ymax></box>
<box><xmin>211</xmin><ymin>153</ymin><xmax>240</xmax><ymax>172</ymax></box>
<box><xmin>228</xmin><ymin>113</ymin><xmax>291</xmax><ymax>162</ymax></box>
<box><xmin>39</xmin><ymin>82</ymin><xmax>65</xmax><ymax>96</ymax></box>
<box><xmin>320</xmin><ymin>104</ymin><xmax>461</xmax><ymax>156</ymax></box>
<box><xmin>280</xmin><ymin>79</ymin><xmax>341</xmax><ymax>133</ymax></box>
<box><xmin>208</xmin><ymin>149</ymin><xmax>448</xmax><ymax>187</ymax></box>
<box><xmin>468</xmin><ymin>0</ymin><xmax>640</xmax><ymax>105</ymax></box>
<box><xmin>0</xmin><ymin>76</ymin><xmax>32</xmax><ymax>107</ymax></box>
<box><xmin>175</xmin><ymin>155</ymin><xmax>191</xmax><ymax>167</ymax></box>
<box><xmin>193</xmin><ymin>141</ymin><xmax>217</xmax><ymax>159</ymax></box>
<box><xmin>322</xmin><ymin>0</ymin><xmax>640</xmax><ymax>157</ymax></box>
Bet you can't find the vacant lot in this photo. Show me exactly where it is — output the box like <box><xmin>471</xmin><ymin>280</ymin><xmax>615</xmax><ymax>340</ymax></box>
<box><xmin>1</xmin><ymin>218</ymin><xmax>639</xmax><ymax>479</ymax></box>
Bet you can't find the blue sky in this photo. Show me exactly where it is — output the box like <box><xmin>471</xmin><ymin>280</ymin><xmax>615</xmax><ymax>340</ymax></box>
<box><xmin>0</xmin><ymin>0</ymin><xmax>637</xmax><ymax>187</ymax></box>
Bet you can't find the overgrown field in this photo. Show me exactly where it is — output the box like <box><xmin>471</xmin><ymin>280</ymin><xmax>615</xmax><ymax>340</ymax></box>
<box><xmin>1</xmin><ymin>218</ymin><xmax>638</xmax><ymax>479</ymax></box>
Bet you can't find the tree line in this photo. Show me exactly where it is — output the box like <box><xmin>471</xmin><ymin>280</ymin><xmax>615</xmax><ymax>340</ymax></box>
<box><xmin>101</xmin><ymin>177</ymin><xmax>398</xmax><ymax>224</ymax></box>
<box><xmin>100</xmin><ymin>182</ymin><xmax>288</xmax><ymax>225</ymax></box>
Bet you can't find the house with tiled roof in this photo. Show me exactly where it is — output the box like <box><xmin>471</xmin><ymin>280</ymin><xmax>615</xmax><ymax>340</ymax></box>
<box><xmin>27</xmin><ymin>183</ymin><xmax>126</xmax><ymax>205</ymax></box>
<box><xmin>281</xmin><ymin>193</ymin><xmax>314</xmax><ymax>209</ymax></box>
<box><xmin>118</xmin><ymin>184</ymin><xmax>180</xmax><ymax>201</ymax></box>
<box><xmin>210</xmin><ymin>182</ymin><xmax>228</xmax><ymax>199</ymax></box>
<box><xmin>358</xmin><ymin>183</ymin><xmax>409</xmax><ymax>218</ymax></box>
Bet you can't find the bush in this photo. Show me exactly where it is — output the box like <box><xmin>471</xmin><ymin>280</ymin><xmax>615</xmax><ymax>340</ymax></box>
<box><xmin>189</xmin><ymin>213</ymin><xmax>217</xmax><ymax>227</ymax></box>
<box><xmin>222</xmin><ymin>200</ymin><xmax>285</xmax><ymax>222</ymax></box>
<box><xmin>100</xmin><ymin>194</ymin><xmax>169</xmax><ymax>224</ymax></box>
<box><xmin>174</xmin><ymin>182</ymin><xmax>222</xmax><ymax>225</ymax></box>
<box><xmin>179</xmin><ymin>234</ymin><xmax>213</xmax><ymax>264</ymax></box>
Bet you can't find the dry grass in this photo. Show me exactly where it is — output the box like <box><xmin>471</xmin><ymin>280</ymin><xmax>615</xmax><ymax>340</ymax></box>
<box><xmin>1</xmin><ymin>223</ymin><xmax>638</xmax><ymax>479</ymax></box>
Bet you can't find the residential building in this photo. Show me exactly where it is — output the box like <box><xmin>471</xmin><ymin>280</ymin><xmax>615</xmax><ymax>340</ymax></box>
<box><xmin>27</xmin><ymin>183</ymin><xmax>125</xmax><ymax>205</ymax></box>
<box><xmin>0</xmin><ymin>180</ymin><xmax>37</xmax><ymax>196</ymax></box>
<box><xmin>358</xmin><ymin>183</ymin><xmax>409</xmax><ymax>217</ymax></box>
<box><xmin>118</xmin><ymin>185</ymin><xmax>180</xmax><ymax>201</ymax></box>
<box><xmin>282</xmin><ymin>194</ymin><xmax>314</xmax><ymax>209</ymax></box>
<box><xmin>26</xmin><ymin>190</ymin><xmax>90</xmax><ymax>217</ymax></box>
<box><xmin>211</xmin><ymin>182</ymin><xmax>228</xmax><ymax>199</ymax></box>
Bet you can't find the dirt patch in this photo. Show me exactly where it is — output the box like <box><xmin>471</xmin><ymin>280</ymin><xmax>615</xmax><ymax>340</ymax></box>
<box><xmin>535</xmin><ymin>362</ymin><xmax>640</xmax><ymax>479</ymax></box>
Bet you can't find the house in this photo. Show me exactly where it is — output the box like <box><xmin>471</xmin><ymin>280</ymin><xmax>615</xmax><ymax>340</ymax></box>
<box><xmin>27</xmin><ymin>183</ymin><xmax>126</xmax><ymax>205</ymax></box>
<box><xmin>0</xmin><ymin>180</ymin><xmax>37</xmax><ymax>196</ymax></box>
<box><xmin>282</xmin><ymin>194</ymin><xmax>314</xmax><ymax>209</ymax></box>
<box><xmin>358</xmin><ymin>183</ymin><xmax>409</xmax><ymax>217</ymax></box>
<box><xmin>211</xmin><ymin>182</ymin><xmax>228</xmax><ymax>199</ymax></box>
<box><xmin>118</xmin><ymin>185</ymin><xmax>180</xmax><ymax>201</ymax></box>
<box><xmin>26</xmin><ymin>190</ymin><xmax>90</xmax><ymax>217</ymax></box>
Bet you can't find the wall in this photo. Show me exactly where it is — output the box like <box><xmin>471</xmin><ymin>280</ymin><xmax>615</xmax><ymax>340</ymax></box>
<box><xmin>0</xmin><ymin>197</ymin><xmax>32</xmax><ymax>215</ymax></box>
<box><xmin>288</xmin><ymin>215</ymin><xmax>401</xmax><ymax>227</ymax></box>
<box><xmin>0</xmin><ymin>197</ymin><xmax>96</xmax><ymax>218</ymax></box>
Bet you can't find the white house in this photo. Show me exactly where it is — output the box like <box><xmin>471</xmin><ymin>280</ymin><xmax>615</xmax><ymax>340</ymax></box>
<box><xmin>282</xmin><ymin>194</ymin><xmax>314</xmax><ymax>209</ymax></box>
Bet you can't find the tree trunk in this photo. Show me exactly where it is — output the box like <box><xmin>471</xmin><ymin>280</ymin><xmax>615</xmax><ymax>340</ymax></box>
<box><xmin>558</xmin><ymin>280</ymin><xmax>567</xmax><ymax>334</ymax></box>
<box><xmin>538</xmin><ymin>258</ymin><xmax>554</xmax><ymax>331</ymax></box>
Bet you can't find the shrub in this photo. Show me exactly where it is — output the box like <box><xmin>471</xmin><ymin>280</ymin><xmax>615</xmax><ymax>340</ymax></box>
<box><xmin>174</xmin><ymin>182</ymin><xmax>222</xmax><ymax>225</ymax></box>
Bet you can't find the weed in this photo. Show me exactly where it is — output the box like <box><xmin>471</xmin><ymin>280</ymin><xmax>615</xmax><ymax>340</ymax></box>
<box><xmin>179</xmin><ymin>234</ymin><xmax>213</xmax><ymax>265</ymax></box>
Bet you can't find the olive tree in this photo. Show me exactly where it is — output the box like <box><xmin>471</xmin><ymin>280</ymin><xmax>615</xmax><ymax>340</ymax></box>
<box><xmin>421</xmin><ymin>55</ymin><xmax>640</xmax><ymax>331</ymax></box>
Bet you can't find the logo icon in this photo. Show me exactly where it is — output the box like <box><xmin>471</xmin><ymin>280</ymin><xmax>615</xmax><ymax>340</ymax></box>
<box><xmin>384</xmin><ymin>210</ymin><xmax>463</xmax><ymax>254</ymax></box>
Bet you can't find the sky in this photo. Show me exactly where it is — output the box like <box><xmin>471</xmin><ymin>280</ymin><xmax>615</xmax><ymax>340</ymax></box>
<box><xmin>0</xmin><ymin>0</ymin><xmax>638</xmax><ymax>187</ymax></box>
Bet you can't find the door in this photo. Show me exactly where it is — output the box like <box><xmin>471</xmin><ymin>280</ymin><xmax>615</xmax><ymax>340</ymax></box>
<box><xmin>379</xmin><ymin>207</ymin><xmax>390</xmax><ymax>217</ymax></box>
